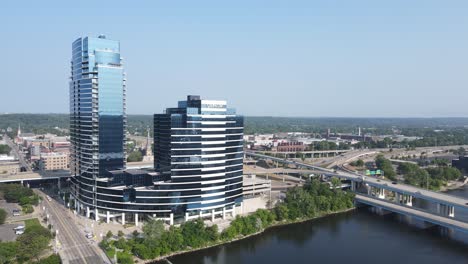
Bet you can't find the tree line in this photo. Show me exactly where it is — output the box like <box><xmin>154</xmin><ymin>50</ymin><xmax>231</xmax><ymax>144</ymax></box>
<box><xmin>0</xmin><ymin>219</ymin><xmax>57</xmax><ymax>263</ymax></box>
<box><xmin>99</xmin><ymin>179</ymin><xmax>355</xmax><ymax>263</ymax></box>
<box><xmin>0</xmin><ymin>184</ymin><xmax>40</xmax><ymax>214</ymax></box>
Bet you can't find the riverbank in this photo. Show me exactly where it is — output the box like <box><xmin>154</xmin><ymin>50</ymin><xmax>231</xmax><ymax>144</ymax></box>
<box><xmin>439</xmin><ymin>179</ymin><xmax>467</xmax><ymax>192</ymax></box>
<box><xmin>145</xmin><ymin>207</ymin><xmax>356</xmax><ymax>263</ymax></box>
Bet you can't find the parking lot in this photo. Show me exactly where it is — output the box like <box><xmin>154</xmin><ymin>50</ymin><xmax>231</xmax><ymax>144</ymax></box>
<box><xmin>0</xmin><ymin>222</ymin><xmax>24</xmax><ymax>242</ymax></box>
<box><xmin>0</xmin><ymin>200</ymin><xmax>22</xmax><ymax>220</ymax></box>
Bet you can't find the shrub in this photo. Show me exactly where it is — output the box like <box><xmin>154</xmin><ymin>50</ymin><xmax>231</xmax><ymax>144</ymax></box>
<box><xmin>0</xmin><ymin>208</ymin><xmax>6</xmax><ymax>225</ymax></box>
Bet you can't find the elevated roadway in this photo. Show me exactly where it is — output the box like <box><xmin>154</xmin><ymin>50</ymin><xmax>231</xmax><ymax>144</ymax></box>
<box><xmin>247</xmin><ymin>151</ymin><xmax>468</xmax><ymax>231</ymax></box>
<box><xmin>0</xmin><ymin>171</ymin><xmax>70</xmax><ymax>183</ymax></box>
<box><xmin>356</xmin><ymin>194</ymin><xmax>468</xmax><ymax>233</ymax></box>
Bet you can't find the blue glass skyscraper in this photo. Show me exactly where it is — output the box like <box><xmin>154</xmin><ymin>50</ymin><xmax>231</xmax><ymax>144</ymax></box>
<box><xmin>69</xmin><ymin>35</ymin><xmax>126</xmax><ymax>217</ymax></box>
<box><xmin>68</xmin><ymin>37</ymin><xmax>243</xmax><ymax>225</ymax></box>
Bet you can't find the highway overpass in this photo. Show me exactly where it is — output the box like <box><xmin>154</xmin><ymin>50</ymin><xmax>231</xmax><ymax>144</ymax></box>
<box><xmin>246</xmin><ymin>151</ymin><xmax>468</xmax><ymax>232</ymax></box>
<box><xmin>0</xmin><ymin>171</ymin><xmax>70</xmax><ymax>183</ymax></box>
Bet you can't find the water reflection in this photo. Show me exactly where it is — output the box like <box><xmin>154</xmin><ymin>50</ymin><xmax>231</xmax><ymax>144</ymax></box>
<box><xmin>154</xmin><ymin>188</ymin><xmax>468</xmax><ymax>264</ymax></box>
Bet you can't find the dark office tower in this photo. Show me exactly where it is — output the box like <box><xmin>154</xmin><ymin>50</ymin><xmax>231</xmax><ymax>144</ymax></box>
<box><xmin>69</xmin><ymin>36</ymin><xmax>126</xmax><ymax>215</ymax></box>
<box><xmin>154</xmin><ymin>95</ymin><xmax>244</xmax><ymax>220</ymax></box>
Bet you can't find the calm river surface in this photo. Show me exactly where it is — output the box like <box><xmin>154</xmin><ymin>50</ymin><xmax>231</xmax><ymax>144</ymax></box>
<box><xmin>161</xmin><ymin>187</ymin><xmax>468</xmax><ymax>264</ymax></box>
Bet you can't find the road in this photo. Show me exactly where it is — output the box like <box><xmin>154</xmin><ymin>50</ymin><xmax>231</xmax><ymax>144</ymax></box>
<box><xmin>247</xmin><ymin>151</ymin><xmax>468</xmax><ymax>210</ymax></box>
<box><xmin>355</xmin><ymin>194</ymin><xmax>468</xmax><ymax>233</ymax></box>
<box><xmin>38</xmin><ymin>191</ymin><xmax>109</xmax><ymax>264</ymax></box>
<box><xmin>0</xmin><ymin>170</ymin><xmax>70</xmax><ymax>183</ymax></box>
<box><xmin>3</xmin><ymin>135</ymin><xmax>31</xmax><ymax>171</ymax></box>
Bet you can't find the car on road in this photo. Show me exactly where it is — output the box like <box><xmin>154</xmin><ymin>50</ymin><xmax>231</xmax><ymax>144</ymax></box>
<box><xmin>86</xmin><ymin>233</ymin><xmax>94</xmax><ymax>239</ymax></box>
<box><xmin>12</xmin><ymin>209</ymin><xmax>20</xmax><ymax>216</ymax></box>
<box><xmin>46</xmin><ymin>195</ymin><xmax>52</xmax><ymax>201</ymax></box>
<box><xmin>392</xmin><ymin>181</ymin><xmax>397</xmax><ymax>185</ymax></box>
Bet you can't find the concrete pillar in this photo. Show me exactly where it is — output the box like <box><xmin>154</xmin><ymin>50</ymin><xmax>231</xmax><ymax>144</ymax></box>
<box><xmin>106</xmin><ymin>211</ymin><xmax>110</xmax><ymax>224</ymax></box>
<box><xmin>240</xmin><ymin>202</ymin><xmax>244</xmax><ymax>214</ymax></box>
<box><xmin>222</xmin><ymin>207</ymin><xmax>226</xmax><ymax>220</ymax></box>
<box><xmin>378</xmin><ymin>188</ymin><xmax>385</xmax><ymax>199</ymax></box>
<box><xmin>395</xmin><ymin>193</ymin><xmax>400</xmax><ymax>204</ymax></box>
<box><xmin>185</xmin><ymin>212</ymin><xmax>189</xmax><ymax>222</ymax></box>
<box><xmin>95</xmin><ymin>208</ymin><xmax>99</xmax><ymax>221</ymax></box>
<box><xmin>232</xmin><ymin>205</ymin><xmax>236</xmax><ymax>218</ymax></box>
<box><xmin>367</xmin><ymin>185</ymin><xmax>372</xmax><ymax>195</ymax></box>
<box><xmin>135</xmin><ymin>213</ymin><xmax>139</xmax><ymax>226</ymax></box>
<box><xmin>170</xmin><ymin>213</ymin><xmax>174</xmax><ymax>226</ymax></box>
<box><xmin>351</xmin><ymin>181</ymin><xmax>356</xmax><ymax>191</ymax></box>
<box><xmin>406</xmin><ymin>196</ymin><xmax>413</xmax><ymax>207</ymax></box>
<box><xmin>211</xmin><ymin>209</ymin><xmax>215</xmax><ymax>222</ymax></box>
<box><xmin>199</xmin><ymin>210</ymin><xmax>203</xmax><ymax>218</ymax></box>
<box><xmin>86</xmin><ymin>206</ymin><xmax>90</xmax><ymax>218</ymax></box>
<box><xmin>121</xmin><ymin>213</ymin><xmax>125</xmax><ymax>225</ymax></box>
<box><xmin>449</xmin><ymin>206</ymin><xmax>455</xmax><ymax>218</ymax></box>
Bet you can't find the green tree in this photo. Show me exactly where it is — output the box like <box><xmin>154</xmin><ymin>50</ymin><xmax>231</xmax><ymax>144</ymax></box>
<box><xmin>355</xmin><ymin>159</ymin><xmax>364</xmax><ymax>167</ymax></box>
<box><xmin>127</xmin><ymin>151</ymin><xmax>143</xmax><ymax>162</ymax></box>
<box><xmin>375</xmin><ymin>155</ymin><xmax>396</xmax><ymax>180</ymax></box>
<box><xmin>34</xmin><ymin>254</ymin><xmax>61</xmax><ymax>264</ymax></box>
<box><xmin>106</xmin><ymin>230</ymin><xmax>113</xmax><ymax>239</ymax></box>
<box><xmin>0</xmin><ymin>145</ymin><xmax>11</xmax><ymax>155</ymax></box>
<box><xmin>330</xmin><ymin>177</ymin><xmax>341</xmax><ymax>189</ymax></box>
<box><xmin>0</xmin><ymin>209</ymin><xmax>6</xmax><ymax>225</ymax></box>
<box><xmin>17</xmin><ymin>233</ymin><xmax>51</xmax><ymax>261</ymax></box>
<box><xmin>0</xmin><ymin>241</ymin><xmax>17</xmax><ymax>264</ymax></box>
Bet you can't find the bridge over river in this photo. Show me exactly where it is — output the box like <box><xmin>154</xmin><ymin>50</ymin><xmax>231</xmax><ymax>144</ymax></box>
<box><xmin>246</xmin><ymin>151</ymin><xmax>468</xmax><ymax>233</ymax></box>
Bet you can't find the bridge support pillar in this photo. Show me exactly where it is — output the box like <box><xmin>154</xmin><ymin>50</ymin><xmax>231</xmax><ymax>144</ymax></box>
<box><xmin>240</xmin><ymin>201</ymin><xmax>244</xmax><ymax>214</ymax></box>
<box><xmin>95</xmin><ymin>208</ymin><xmax>99</xmax><ymax>221</ymax></box>
<box><xmin>404</xmin><ymin>195</ymin><xmax>413</xmax><ymax>207</ymax></box>
<box><xmin>395</xmin><ymin>193</ymin><xmax>400</xmax><ymax>204</ymax></box>
<box><xmin>351</xmin><ymin>181</ymin><xmax>356</xmax><ymax>191</ymax></box>
<box><xmin>135</xmin><ymin>213</ymin><xmax>139</xmax><ymax>226</ymax></box>
<box><xmin>222</xmin><ymin>207</ymin><xmax>226</xmax><ymax>220</ymax></box>
<box><xmin>367</xmin><ymin>185</ymin><xmax>371</xmax><ymax>195</ymax></box>
<box><xmin>170</xmin><ymin>213</ymin><xmax>174</xmax><ymax>226</ymax></box>
<box><xmin>232</xmin><ymin>205</ymin><xmax>236</xmax><ymax>218</ymax></box>
<box><xmin>86</xmin><ymin>206</ymin><xmax>90</xmax><ymax>218</ymax></box>
<box><xmin>378</xmin><ymin>188</ymin><xmax>385</xmax><ymax>199</ymax></box>
<box><xmin>211</xmin><ymin>209</ymin><xmax>215</xmax><ymax>222</ymax></box>
<box><xmin>106</xmin><ymin>211</ymin><xmax>110</xmax><ymax>223</ymax></box>
<box><xmin>185</xmin><ymin>212</ymin><xmax>189</xmax><ymax>221</ymax></box>
<box><xmin>121</xmin><ymin>213</ymin><xmax>125</xmax><ymax>225</ymax></box>
<box><xmin>449</xmin><ymin>206</ymin><xmax>455</xmax><ymax>218</ymax></box>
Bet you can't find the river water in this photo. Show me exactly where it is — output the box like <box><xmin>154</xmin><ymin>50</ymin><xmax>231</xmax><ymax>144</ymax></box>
<box><xmin>161</xmin><ymin>187</ymin><xmax>468</xmax><ymax>264</ymax></box>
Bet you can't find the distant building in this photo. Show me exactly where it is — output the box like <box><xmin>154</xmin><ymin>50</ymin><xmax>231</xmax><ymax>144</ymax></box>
<box><xmin>273</xmin><ymin>141</ymin><xmax>306</xmax><ymax>152</ymax></box>
<box><xmin>142</xmin><ymin>128</ymin><xmax>153</xmax><ymax>162</ymax></box>
<box><xmin>0</xmin><ymin>155</ymin><xmax>20</xmax><ymax>174</ymax></box>
<box><xmin>452</xmin><ymin>156</ymin><xmax>468</xmax><ymax>173</ymax></box>
<box><xmin>39</xmin><ymin>152</ymin><xmax>69</xmax><ymax>171</ymax></box>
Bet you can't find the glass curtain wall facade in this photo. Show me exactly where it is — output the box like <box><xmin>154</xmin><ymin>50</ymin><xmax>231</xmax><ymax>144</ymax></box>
<box><xmin>69</xmin><ymin>36</ymin><xmax>126</xmax><ymax>215</ymax></box>
<box><xmin>154</xmin><ymin>95</ymin><xmax>244</xmax><ymax>219</ymax></box>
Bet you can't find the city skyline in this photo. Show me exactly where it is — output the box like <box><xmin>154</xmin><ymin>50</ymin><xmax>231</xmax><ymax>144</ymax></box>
<box><xmin>2</xmin><ymin>1</ymin><xmax>468</xmax><ymax>117</ymax></box>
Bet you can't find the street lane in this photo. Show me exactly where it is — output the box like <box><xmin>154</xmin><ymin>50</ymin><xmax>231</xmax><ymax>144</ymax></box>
<box><xmin>38</xmin><ymin>191</ymin><xmax>108</xmax><ymax>264</ymax></box>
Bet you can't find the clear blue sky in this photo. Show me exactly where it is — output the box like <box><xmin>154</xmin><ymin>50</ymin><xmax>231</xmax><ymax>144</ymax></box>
<box><xmin>1</xmin><ymin>0</ymin><xmax>468</xmax><ymax>117</ymax></box>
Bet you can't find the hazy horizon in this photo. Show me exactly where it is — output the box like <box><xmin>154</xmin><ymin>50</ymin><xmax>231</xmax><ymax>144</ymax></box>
<box><xmin>2</xmin><ymin>1</ymin><xmax>468</xmax><ymax>117</ymax></box>
<box><xmin>4</xmin><ymin>112</ymin><xmax>468</xmax><ymax>120</ymax></box>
